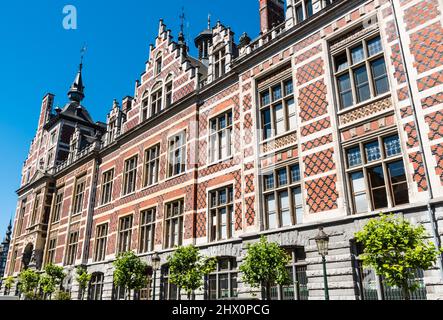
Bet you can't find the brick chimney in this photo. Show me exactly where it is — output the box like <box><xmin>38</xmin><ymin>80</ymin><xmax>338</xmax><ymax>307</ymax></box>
<box><xmin>259</xmin><ymin>0</ymin><xmax>285</xmax><ymax>34</ymax></box>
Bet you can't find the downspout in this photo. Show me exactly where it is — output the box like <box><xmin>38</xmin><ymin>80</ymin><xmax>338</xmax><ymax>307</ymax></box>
<box><xmin>390</xmin><ymin>0</ymin><xmax>443</xmax><ymax>279</ymax></box>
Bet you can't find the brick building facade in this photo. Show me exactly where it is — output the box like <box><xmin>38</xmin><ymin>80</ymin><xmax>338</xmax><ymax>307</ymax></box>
<box><xmin>2</xmin><ymin>0</ymin><xmax>443</xmax><ymax>300</ymax></box>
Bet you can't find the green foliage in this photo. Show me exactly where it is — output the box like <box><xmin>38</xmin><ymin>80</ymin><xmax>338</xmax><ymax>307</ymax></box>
<box><xmin>39</xmin><ymin>264</ymin><xmax>66</xmax><ymax>299</ymax></box>
<box><xmin>54</xmin><ymin>290</ymin><xmax>72</xmax><ymax>300</ymax></box>
<box><xmin>76</xmin><ymin>266</ymin><xmax>92</xmax><ymax>300</ymax></box>
<box><xmin>240</xmin><ymin>236</ymin><xmax>291</xmax><ymax>299</ymax></box>
<box><xmin>113</xmin><ymin>251</ymin><xmax>149</xmax><ymax>300</ymax></box>
<box><xmin>3</xmin><ymin>276</ymin><xmax>14</xmax><ymax>291</ymax></box>
<box><xmin>167</xmin><ymin>245</ymin><xmax>216</xmax><ymax>298</ymax></box>
<box><xmin>18</xmin><ymin>269</ymin><xmax>40</xmax><ymax>299</ymax></box>
<box><xmin>355</xmin><ymin>214</ymin><xmax>443</xmax><ymax>299</ymax></box>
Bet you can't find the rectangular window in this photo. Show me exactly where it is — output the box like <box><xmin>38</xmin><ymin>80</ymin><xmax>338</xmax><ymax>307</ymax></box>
<box><xmin>118</xmin><ymin>216</ymin><xmax>133</xmax><ymax>253</ymax></box>
<box><xmin>155</xmin><ymin>56</ymin><xmax>162</xmax><ymax>75</ymax></box>
<box><xmin>214</xmin><ymin>48</ymin><xmax>226</xmax><ymax>79</ymax></box>
<box><xmin>30</xmin><ymin>192</ymin><xmax>41</xmax><ymax>226</ymax></box>
<box><xmin>16</xmin><ymin>199</ymin><xmax>27</xmax><ymax>237</ymax></box>
<box><xmin>165</xmin><ymin>82</ymin><xmax>173</xmax><ymax>108</ymax></box>
<box><xmin>333</xmin><ymin>34</ymin><xmax>389</xmax><ymax>109</ymax></box>
<box><xmin>52</xmin><ymin>190</ymin><xmax>63</xmax><ymax>223</ymax></box>
<box><xmin>151</xmin><ymin>89</ymin><xmax>163</xmax><ymax>117</ymax></box>
<box><xmin>139</xmin><ymin>209</ymin><xmax>156</xmax><ymax>253</ymax></box>
<box><xmin>94</xmin><ymin>224</ymin><xmax>108</xmax><ymax>262</ymax></box>
<box><xmin>101</xmin><ymin>170</ymin><xmax>114</xmax><ymax>205</ymax></box>
<box><xmin>66</xmin><ymin>231</ymin><xmax>79</xmax><ymax>266</ymax></box>
<box><xmin>142</xmin><ymin>98</ymin><xmax>149</xmax><ymax>121</ymax></box>
<box><xmin>209</xmin><ymin>111</ymin><xmax>233</xmax><ymax>163</ymax></box>
<box><xmin>260</xmin><ymin>76</ymin><xmax>296</xmax><ymax>140</ymax></box>
<box><xmin>209</xmin><ymin>186</ymin><xmax>234</xmax><ymax>242</ymax></box>
<box><xmin>144</xmin><ymin>145</ymin><xmax>160</xmax><ymax>187</ymax></box>
<box><xmin>263</xmin><ymin>163</ymin><xmax>303</xmax><ymax>230</ymax></box>
<box><xmin>164</xmin><ymin>200</ymin><xmax>184</xmax><ymax>249</ymax></box>
<box><xmin>168</xmin><ymin>132</ymin><xmax>186</xmax><ymax>177</ymax></box>
<box><xmin>123</xmin><ymin>156</ymin><xmax>137</xmax><ymax>195</ymax></box>
<box><xmin>345</xmin><ymin>134</ymin><xmax>409</xmax><ymax>213</ymax></box>
<box><xmin>206</xmin><ymin>258</ymin><xmax>238</xmax><ymax>300</ymax></box>
<box><xmin>72</xmin><ymin>177</ymin><xmax>86</xmax><ymax>215</ymax></box>
<box><xmin>46</xmin><ymin>238</ymin><xmax>57</xmax><ymax>265</ymax></box>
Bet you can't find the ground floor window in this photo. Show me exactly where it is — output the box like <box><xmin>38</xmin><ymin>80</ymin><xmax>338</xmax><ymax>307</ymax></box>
<box><xmin>88</xmin><ymin>273</ymin><xmax>104</xmax><ymax>300</ymax></box>
<box><xmin>112</xmin><ymin>284</ymin><xmax>127</xmax><ymax>300</ymax></box>
<box><xmin>352</xmin><ymin>241</ymin><xmax>427</xmax><ymax>300</ymax></box>
<box><xmin>270</xmin><ymin>247</ymin><xmax>309</xmax><ymax>300</ymax></box>
<box><xmin>205</xmin><ymin>257</ymin><xmax>238</xmax><ymax>300</ymax></box>
<box><xmin>160</xmin><ymin>266</ymin><xmax>180</xmax><ymax>300</ymax></box>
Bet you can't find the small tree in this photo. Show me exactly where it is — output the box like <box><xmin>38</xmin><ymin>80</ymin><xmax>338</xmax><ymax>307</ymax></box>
<box><xmin>355</xmin><ymin>214</ymin><xmax>443</xmax><ymax>300</ymax></box>
<box><xmin>76</xmin><ymin>266</ymin><xmax>92</xmax><ymax>300</ymax></box>
<box><xmin>113</xmin><ymin>251</ymin><xmax>149</xmax><ymax>300</ymax></box>
<box><xmin>167</xmin><ymin>245</ymin><xmax>216</xmax><ymax>300</ymax></box>
<box><xmin>18</xmin><ymin>269</ymin><xmax>41</xmax><ymax>300</ymax></box>
<box><xmin>3</xmin><ymin>276</ymin><xmax>15</xmax><ymax>295</ymax></box>
<box><xmin>240</xmin><ymin>236</ymin><xmax>291</xmax><ymax>300</ymax></box>
<box><xmin>39</xmin><ymin>264</ymin><xmax>66</xmax><ymax>300</ymax></box>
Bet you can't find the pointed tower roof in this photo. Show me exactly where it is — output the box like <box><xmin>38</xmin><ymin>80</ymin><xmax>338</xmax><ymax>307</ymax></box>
<box><xmin>68</xmin><ymin>63</ymin><xmax>85</xmax><ymax>102</ymax></box>
<box><xmin>5</xmin><ymin>219</ymin><xmax>12</xmax><ymax>243</ymax></box>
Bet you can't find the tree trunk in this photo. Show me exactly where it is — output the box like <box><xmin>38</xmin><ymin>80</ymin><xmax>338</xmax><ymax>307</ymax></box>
<box><xmin>265</xmin><ymin>282</ymin><xmax>271</xmax><ymax>300</ymax></box>
<box><xmin>402</xmin><ymin>283</ymin><xmax>410</xmax><ymax>301</ymax></box>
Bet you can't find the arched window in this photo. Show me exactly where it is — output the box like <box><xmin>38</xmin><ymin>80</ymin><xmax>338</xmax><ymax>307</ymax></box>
<box><xmin>141</xmin><ymin>91</ymin><xmax>149</xmax><ymax>121</ymax></box>
<box><xmin>150</xmin><ymin>81</ymin><xmax>163</xmax><ymax>117</ymax></box>
<box><xmin>155</xmin><ymin>53</ymin><xmax>162</xmax><ymax>75</ymax></box>
<box><xmin>88</xmin><ymin>272</ymin><xmax>104</xmax><ymax>300</ymax></box>
<box><xmin>205</xmin><ymin>257</ymin><xmax>238</xmax><ymax>300</ymax></box>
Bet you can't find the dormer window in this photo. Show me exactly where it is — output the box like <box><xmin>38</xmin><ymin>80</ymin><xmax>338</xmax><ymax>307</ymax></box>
<box><xmin>295</xmin><ymin>0</ymin><xmax>313</xmax><ymax>24</ymax></box>
<box><xmin>155</xmin><ymin>55</ymin><xmax>162</xmax><ymax>75</ymax></box>
<box><xmin>214</xmin><ymin>48</ymin><xmax>226</xmax><ymax>80</ymax></box>
<box><xmin>165</xmin><ymin>81</ymin><xmax>173</xmax><ymax>108</ymax></box>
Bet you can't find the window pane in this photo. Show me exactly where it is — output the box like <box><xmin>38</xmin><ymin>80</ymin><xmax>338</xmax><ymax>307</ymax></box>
<box><xmin>354</xmin><ymin>66</ymin><xmax>370</xmax><ymax>102</ymax></box>
<box><xmin>368</xmin><ymin>165</ymin><xmax>385</xmax><ymax>188</ymax></box>
<box><xmin>275</xmin><ymin>104</ymin><xmax>285</xmax><ymax>135</ymax></box>
<box><xmin>284</xmin><ymin>80</ymin><xmax>293</xmax><ymax>95</ymax></box>
<box><xmin>368</xmin><ymin>166</ymin><xmax>388</xmax><ymax>209</ymax></box>
<box><xmin>351</xmin><ymin>172</ymin><xmax>368</xmax><ymax>213</ymax></box>
<box><xmin>371</xmin><ymin>58</ymin><xmax>389</xmax><ymax>95</ymax></box>
<box><xmin>293</xmin><ymin>187</ymin><xmax>303</xmax><ymax>224</ymax></box>
<box><xmin>280</xmin><ymin>191</ymin><xmax>291</xmax><ymax>227</ymax></box>
<box><xmin>306</xmin><ymin>0</ymin><xmax>313</xmax><ymax>17</ymax></box>
<box><xmin>262</xmin><ymin>108</ymin><xmax>272</xmax><ymax>139</ymax></box>
<box><xmin>367</xmin><ymin>36</ymin><xmax>382</xmax><ymax>56</ymax></box>
<box><xmin>365</xmin><ymin>141</ymin><xmax>381</xmax><ymax>162</ymax></box>
<box><xmin>335</xmin><ymin>53</ymin><xmax>348</xmax><ymax>72</ymax></box>
<box><xmin>351</xmin><ymin>45</ymin><xmax>365</xmax><ymax>64</ymax></box>
<box><xmin>384</xmin><ymin>135</ymin><xmax>401</xmax><ymax>157</ymax></box>
<box><xmin>388</xmin><ymin>161</ymin><xmax>407</xmax><ymax>184</ymax></box>
<box><xmin>264</xmin><ymin>174</ymin><xmax>274</xmax><ymax>190</ymax></box>
<box><xmin>392</xmin><ymin>183</ymin><xmax>409</xmax><ymax>206</ymax></box>
<box><xmin>272</xmin><ymin>85</ymin><xmax>282</xmax><ymax>101</ymax></box>
<box><xmin>261</xmin><ymin>91</ymin><xmax>270</xmax><ymax>106</ymax></box>
<box><xmin>290</xmin><ymin>164</ymin><xmax>301</xmax><ymax>183</ymax></box>
<box><xmin>219</xmin><ymin>274</ymin><xmax>229</xmax><ymax>298</ymax></box>
<box><xmin>296</xmin><ymin>5</ymin><xmax>304</xmax><ymax>23</ymax></box>
<box><xmin>287</xmin><ymin>99</ymin><xmax>297</xmax><ymax>131</ymax></box>
<box><xmin>266</xmin><ymin>194</ymin><xmax>277</xmax><ymax>229</ymax></box>
<box><xmin>277</xmin><ymin>168</ymin><xmax>288</xmax><ymax>186</ymax></box>
<box><xmin>347</xmin><ymin>147</ymin><xmax>362</xmax><ymax>167</ymax></box>
<box><xmin>351</xmin><ymin>171</ymin><xmax>366</xmax><ymax>193</ymax></box>
<box><xmin>337</xmin><ymin>73</ymin><xmax>353</xmax><ymax>108</ymax></box>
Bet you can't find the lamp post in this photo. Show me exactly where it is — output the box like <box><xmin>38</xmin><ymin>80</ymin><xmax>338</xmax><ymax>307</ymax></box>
<box><xmin>315</xmin><ymin>227</ymin><xmax>330</xmax><ymax>300</ymax></box>
<box><xmin>151</xmin><ymin>252</ymin><xmax>161</xmax><ymax>301</ymax></box>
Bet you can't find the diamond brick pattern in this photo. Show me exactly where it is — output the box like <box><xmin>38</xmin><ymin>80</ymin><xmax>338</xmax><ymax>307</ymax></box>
<box><xmin>391</xmin><ymin>44</ymin><xmax>406</xmax><ymax>84</ymax></box>
<box><xmin>404</xmin><ymin>122</ymin><xmax>419</xmax><ymax>148</ymax></box>
<box><xmin>173</xmin><ymin>82</ymin><xmax>195</xmax><ymax>102</ymax></box>
<box><xmin>410</xmin><ymin>22</ymin><xmax>443</xmax><ymax>74</ymax></box>
<box><xmin>242</xmin><ymin>82</ymin><xmax>252</xmax><ymax>91</ymax></box>
<box><xmin>197</xmin><ymin>182</ymin><xmax>209</xmax><ymax>210</ymax></box>
<box><xmin>184</xmin><ymin>214</ymin><xmax>194</xmax><ymax>240</ymax></box>
<box><xmin>398</xmin><ymin>87</ymin><xmax>409</xmax><ymax>100</ymax></box>
<box><xmin>235</xmin><ymin>203</ymin><xmax>242</xmax><ymax>231</ymax></box>
<box><xmin>301</xmin><ymin>117</ymin><xmax>331</xmax><ymax>137</ymax></box>
<box><xmin>305</xmin><ymin>175</ymin><xmax>339</xmax><ymax>213</ymax></box>
<box><xmin>245</xmin><ymin>174</ymin><xmax>255</xmax><ymax>193</ymax></box>
<box><xmin>425</xmin><ymin>110</ymin><xmax>443</xmax><ymax>140</ymax></box>
<box><xmin>386</xmin><ymin>21</ymin><xmax>398</xmax><ymax>43</ymax></box>
<box><xmin>432</xmin><ymin>144</ymin><xmax>443</xmax><ymax>185</ymax></box>
<box><xmin>296</xmin><ymin>58</ymin><xmax>324</xmax><ymax>86</ymax></box>
<box><xmin>234</xmin><ymin>171</ymin><xmax>242</xmax><ymax>200</ymax></box>
<box><xmin>293</xmin><ymin>32</ymin><xmax>320</xmax><ymax>52</ymax></box>
<box><xmin>302</xmin><ymin>134</ymin><xmax>333</xmax><ymax>152</ymax></box>
<box><xmin>417</xmin><ymin>70</ymin><xmax>443</xmax><ymax>92</ymax></box>
<box><xmin>155</xmin><ymin>221</ymin><xmax>163</xmax><ymax>245</ymax></box>
<box><xmin>400</xmin><ymin>106</ymin><xmax>413</xmax><ymax>118</ymax></box>
<box><xmin>422</xmin><ymin>92</ymin><xmax>443</xmax><ymax>109</ymax></box>
<box><xmin>298</xmin><ymin>80</ymin><xmax>328</xmax><ymax>122</ymax></box>
<box><xmin>404</xmin><ymin>0</ymin><xmax>440</xmax><ymax>31</ymax></box>
<box><xmin>409</xmin><ymin>152</ymin><xmax>428</xmax><ymax>192</ymax></box>
<box><xmin>303</xmin><ymin>148</ymin><xmax>335</xmax><ymax>177</ymax></box>
<box><xmin>196</xmin><ymin>211</ymin><xmax>206</xmax><ymax>238</ymax></box>
<box><xmin>294</xmin><ymin>44</ymin><xmax>322</xmax><ymax>65</ymax></box>
<box><xmin>243</xmin><ymin>94</ymin><xmax>252</xmax><ymax>112</ymax></box>
<box><xmin>245</xmin><ymin>196</ymin><xmax>255</xmax><ymax>226</ymax></box>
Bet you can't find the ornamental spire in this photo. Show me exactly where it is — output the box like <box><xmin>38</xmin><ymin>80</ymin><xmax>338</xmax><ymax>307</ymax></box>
<box><xmin>68</xmin><ymin>45</ymin><xmax>87</xmax><ymax>102</ymax></box>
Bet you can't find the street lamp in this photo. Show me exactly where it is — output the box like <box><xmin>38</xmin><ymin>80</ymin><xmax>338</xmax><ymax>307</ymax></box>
<box><xmin>151</xmin><ymin>252</ymin><xmax>161</xmax><ymax>301</ymax></box>
<box><xmin>315</xmin><ymin>227</ymin><xmax>330</xmax><ymax>300</ymax></box>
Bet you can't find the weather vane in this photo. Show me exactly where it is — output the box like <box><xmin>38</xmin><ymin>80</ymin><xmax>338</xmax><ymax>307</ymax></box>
<box><xmin>80</xmin><ymin>43</ymin><xmax>87</xmax><ymax>67</ymax></box>
<box><xmin>179</xmin><ymin>7</ymin><xmax>185</xmax><ymax>34</ymax></box>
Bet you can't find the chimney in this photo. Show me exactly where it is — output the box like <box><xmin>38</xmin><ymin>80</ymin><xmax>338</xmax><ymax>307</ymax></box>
<box><xmin>259</xmin><ymin>0</ymin><xmax>285</xmax><ymax>34</ymax></box>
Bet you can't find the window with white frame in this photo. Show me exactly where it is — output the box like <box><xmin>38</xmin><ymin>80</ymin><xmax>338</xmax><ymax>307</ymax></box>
<box><xmin>155</xmin><ymin>55</ymin><xmax>162</xmax><ymax>75</ymax></box>
<box><xmin>101</xmin><ymin>169</ymin><xmax>114</xmax><ymax>205</ymax></box>
<box><xmin>65</xmin><ymin>231</ymin><xmax>79</xmax><ymax>266</ymax></box>
<box><xmin>164</xmin><ymin>200</ymin><xmax>184</xmax><ymax>249</ymax></box>
<box><xmin>260</xmin><ymin>76</ymin><xmax>296</xmax><ymax>140</ymax></box>
<box><xmin>206</xmin><ymin>257</ymin><xmax>238</xmax><ymax>300</ymax></box>
<box><xmin>209</xmin><ymin>186</ymin><xmax>234</xmax><ymax>242</ymax></box>
<box><xmin>94</xmin><ymin>223</ymin><xmax>108</xmax><ymax>262</ymax></box>
<box><xmin>263</xmin><ymin>163</ymin><xmax>303</xmax><ymax>230</ymax></box>
<box><xmin>46</xmin><ymin>238</ymin><xmax>57</xmax><ymax>266</ymax></box>
<box><xmin>333</xmin><ymin>34</ymin><xmax>389</xmax><ymax>109</ymax></box>
<box><xmin>30</xmin><ymin>191</ymin><xmax>42</xmax><ymax>226</ymax></box>
<box><xmin>294</xmin><ymin>0</ymin><xmax>313</xmax><ymax>24</ymax></box>
<box><xmin>123</xmin><ymin>156</ymin><xmax>137</xmax><ymax>195</ymax></box>
<box><xmin>165</xmin><ymin>81</ymin><xmax>173</xmax><ymax>108</ymax></box>
<box><xmin>88</xmin><ymin>273</ymin><xmax>104</xmax><ymax>300</ymax></box>
<box><xmin>161</xmin><ymin>265</ymin><xmax>180</xmax><ymax>300</ymax></box>
<box><xmin>142</xmin><ymin>94</ymin><xmax>149</xmax><ymax>121</ymax></box>
<box><xmin>72</xmin><ymin>176</ymin><xmax>86</xmax><ymax>215</ymax></box>
<box><xmin>214</xmin><ymin>48</ymin><xmax>226</xmax><ymax>80</ymax></box>
<box><xmin>150</xmin><ymin>88</ymin><xmax>163</xmax><ymax>117</ymax></box>
<box><xmin>52</xmin><ymin>189</ymin><xmax>63</xmax><ymax>223</ymax></box>
<box><xmin>168</xmin><ymin>131</ymin><xmax>186</xmax><ymax>177</ymax></box>
<box><xmin>345</xmin><ymin>134</ymin><xmax>409</xmax><ymax>214</ymax></box>
<box><xmin>143</xmin><ymin>145</ymin><xmax>160</xmax><ymax>187</ymax></box>
<box><xmin>139</xmin><ymin>208</ymin><xmax>156</xmax><ymax>253</ymax></box>
<box><xmin>117</xmin><ymin>215</ymin><xmax>133</xmax><ymax>253</ymax></box>
<box><xmin>209</xmin><ymin>111</ymin><xmax>233</xmax><ymax>163</ymax></box>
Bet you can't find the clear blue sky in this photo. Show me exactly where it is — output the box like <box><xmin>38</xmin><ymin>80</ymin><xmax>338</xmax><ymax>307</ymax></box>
<box><xmin>0</xmin><ymin>0</ymin><xmax>262</xmax><ymax>237</ymax></box>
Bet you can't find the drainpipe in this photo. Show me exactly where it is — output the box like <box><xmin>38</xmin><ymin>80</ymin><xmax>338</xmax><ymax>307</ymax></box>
<box><xmin>390</xmin><ymin>0</ymin><xmax>443</xmax><ymax>279</ymax></box>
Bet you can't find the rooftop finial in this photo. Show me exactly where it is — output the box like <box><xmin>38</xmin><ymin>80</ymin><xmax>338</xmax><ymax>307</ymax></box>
<box><xmin>179</xmin><ymin>7</ymin><xmax>185</xmax><ymax>34</ymax></box>
<box><xmin>68</xmin><ymin>45</ymin><xmax>87</xmax><ymax>102</ymax></box>
<box><xmin>80</xmin><ymin>43</ymin><xmax>87</xmax><ymax>70</ymax></box>
<box><xmin>208</xmin><ymin>13</ymin><xmax>211</xmax><ymax>30</ymax></box>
